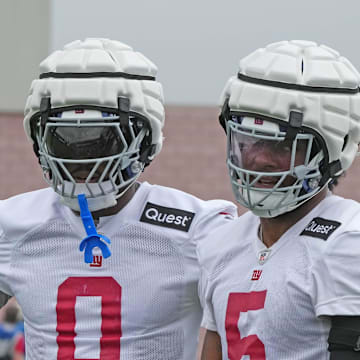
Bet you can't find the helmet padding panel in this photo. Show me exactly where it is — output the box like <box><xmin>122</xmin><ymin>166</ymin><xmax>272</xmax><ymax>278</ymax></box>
<box><xmin>24</xmin><ymin>38</ymin><xmax>164</xmax><ymax>157</ymax></box>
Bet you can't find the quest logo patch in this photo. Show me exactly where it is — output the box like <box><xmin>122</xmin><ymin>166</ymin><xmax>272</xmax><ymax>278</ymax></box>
<box><xmin>140</xmin><ymin>202</ymin><xmax>195</xmax><ymax>232</ymax></box>
<box><xmin>300</xmin><ymin>217</ymin><xmax>341</xmax><ymax>240</ymax></box>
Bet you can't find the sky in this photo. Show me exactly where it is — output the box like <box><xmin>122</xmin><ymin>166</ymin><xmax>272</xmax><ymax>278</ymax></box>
<box><xmin>52</xmin><ymin>0</ymin><xmax>360</xmax><ymax>105</ymax></box>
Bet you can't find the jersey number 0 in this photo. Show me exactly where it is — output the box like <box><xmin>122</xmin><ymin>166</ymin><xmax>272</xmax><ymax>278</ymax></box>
<box><xmin>56</xmin><ymin>277</ymin><xmax>122</xmax><ymax>359</ymax></box>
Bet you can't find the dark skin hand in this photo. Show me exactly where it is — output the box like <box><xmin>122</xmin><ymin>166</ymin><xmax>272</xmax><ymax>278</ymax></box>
<box><xmin>201</xmin><ymin>330</ymin><xmax>222</xmax><ymax>360</ymax></box>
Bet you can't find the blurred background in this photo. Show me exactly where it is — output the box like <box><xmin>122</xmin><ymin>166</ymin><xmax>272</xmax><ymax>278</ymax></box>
<box><xmin>1</xmin><ymin>1</ymin><xmax>360</xmax><ymax>357</ymax></box>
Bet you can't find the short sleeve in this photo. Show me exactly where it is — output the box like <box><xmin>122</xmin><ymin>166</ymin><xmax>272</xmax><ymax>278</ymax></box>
<box><xmin>191</xmin><ymin>202</ymin><xmax>237</xmax><ymax>248</ymax></box>
<box><xmin>311</xmin><ymin>231</ymin><xmax>360</xmax><ymax>317</ymax></box>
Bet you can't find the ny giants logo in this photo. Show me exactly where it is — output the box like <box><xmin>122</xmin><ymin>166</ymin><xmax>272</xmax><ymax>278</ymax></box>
<box><xmin>251</xmin><ymin>270</ymin><xmax>263</xmax><ymax>281</ymax></box>
<box><xmin>254</xmin><ymin>118</ymin><xmax>264</xmax><ymax>125</ymax></box>
<box><xmin>90</xmin><ymin>255</ymin><xmax>103</xmax><ymax>267</ymax></box>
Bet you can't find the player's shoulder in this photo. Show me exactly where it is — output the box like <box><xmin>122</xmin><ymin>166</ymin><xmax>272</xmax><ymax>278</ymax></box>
<box><xmin>0</xmin><ymin>187</ymin><xmax>59</xmax><ymax>216</ymax></box>
<box><xmin>141</xmin><ymin>182</ymin><xmax>237</xmax><ymax>232</ymax></box>
<box><xmin>299</xmin><ymin>193</ymin><xmax>360</xmax><ymax>250</ymax></box>
<box><xmin>144</xmin><ymin>182</ymin><xmax>236</xmax><ymax>214</ymax></box>
<box><xmin>0</xmin><ymin>188</ymin><xmax>61</xmax><ymax>238</ymax></box>
<box><xmin>197</xmin><ymin>210</ymin><xmax>256</xmax><ymax>273</ymax></box>
<box><xmin>331</xmin><ymin>196</ymin><xmax>360</xmax><ymax>233</ymax></box>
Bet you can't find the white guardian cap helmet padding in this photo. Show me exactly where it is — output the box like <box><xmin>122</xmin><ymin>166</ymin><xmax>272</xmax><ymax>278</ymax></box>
<box><xmin>219</xmin><ymin>40</ymin><xmax>360</xmax><ymax>218</ymax></box>
<box><xmin>24</xmin><ymin>38</ymin><xmax>165</xmax><ymax>212</ymax></box>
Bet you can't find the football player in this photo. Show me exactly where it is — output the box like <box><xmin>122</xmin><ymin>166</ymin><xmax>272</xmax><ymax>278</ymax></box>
<box><xmin>0</xmin><ymin>38</ymin><xmax>237</xmax><ymax>359</ymax></box>
<box><xmin>199</xmin><ymin>40</ymin><xmax>360</xmax><ymax>360</ymax></box>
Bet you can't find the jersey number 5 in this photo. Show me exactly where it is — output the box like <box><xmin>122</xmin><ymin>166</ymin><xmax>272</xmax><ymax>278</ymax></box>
<box><xmin>225</xmin><ymin>290</ymin><xmax>267</xmax><ymax>360</ymax></box>
<box><xmin>56</xmin><ymin>277</ymin><xmax>121</xmax><ymax>359</ymax></box>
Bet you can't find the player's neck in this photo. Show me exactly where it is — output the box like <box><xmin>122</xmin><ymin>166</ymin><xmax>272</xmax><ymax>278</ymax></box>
<box><xmin>73</xmin><ymin>182</ymin><xmax>140</xmax><ymax>222</ymax></box>
<box><xmin>259</xmin><ymin>188</ymin><xmax>328</xmax><ymax>248</ymax></box>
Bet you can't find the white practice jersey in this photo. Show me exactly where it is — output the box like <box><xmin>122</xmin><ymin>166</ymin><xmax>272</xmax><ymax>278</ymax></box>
<box><xmin>199</xmin><ymin>193</ymin><xmax>360</xmax><ymax>360</ymax></box>
<box><xmin>0</xmin><ymin>182</ymin><xmax>237</xmax><ymax>360</ymax></box>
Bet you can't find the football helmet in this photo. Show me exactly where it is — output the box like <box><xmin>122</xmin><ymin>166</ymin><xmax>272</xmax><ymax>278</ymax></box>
<box><xmin>24</xmin><ymin>38</ymin><xmax>164</xmax><ymax>211</ymax></box>
<box><xmin>219</xmin><ymin>40</ymin><xmax>360</xmax><ymax>217</ymax></box>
